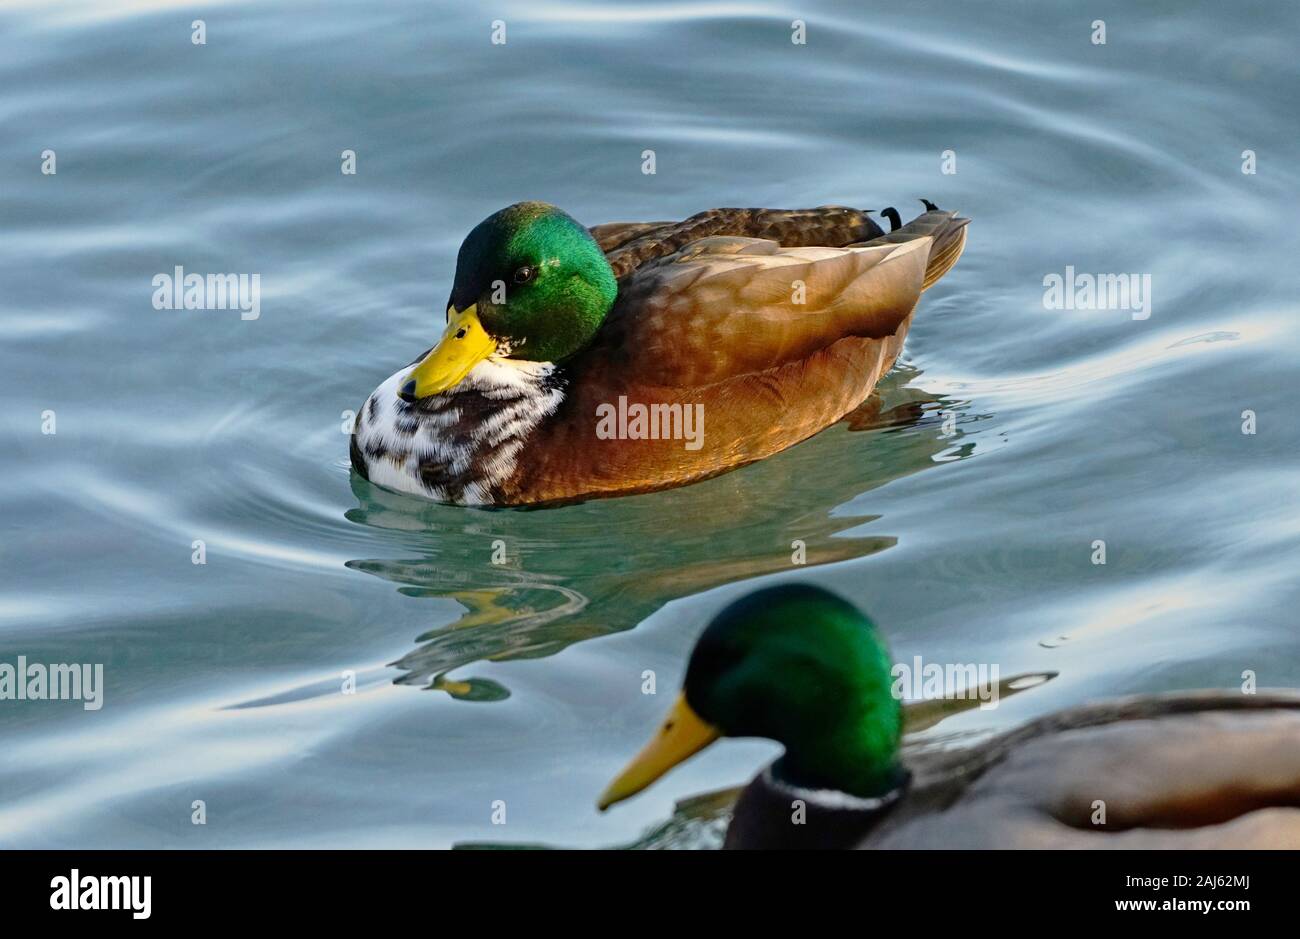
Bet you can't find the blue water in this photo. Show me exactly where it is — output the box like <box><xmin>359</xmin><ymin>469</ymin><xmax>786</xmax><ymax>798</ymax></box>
<box><xmin>2</xmin><ymin>0</ymin><xmax>1297</xmax><ymax>848</ymax></box>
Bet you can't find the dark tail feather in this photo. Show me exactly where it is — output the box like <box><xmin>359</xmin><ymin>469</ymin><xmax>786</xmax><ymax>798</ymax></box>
<box><xmin>853</xmin><ymin>202</ymin><xmax>970</xmax><ymax>291</ymax></box>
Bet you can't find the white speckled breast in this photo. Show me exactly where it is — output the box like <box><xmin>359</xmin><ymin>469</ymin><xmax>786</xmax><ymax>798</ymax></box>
<box><xmin>351</xmin><ymin>357</ymin><xmax>565</xmax><ymax>505</ymax></box>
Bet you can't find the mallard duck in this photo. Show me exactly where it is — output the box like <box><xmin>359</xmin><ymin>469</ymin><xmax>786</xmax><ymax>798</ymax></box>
<box><xmin>598</xmin><ymin>585</ymin><xmax>1300</xmax><ymax>848</ymax></box>
<box><xmin>350</xmin><ymin>200</ymin><xmax>969</xmax><ymax>506</ymax></box>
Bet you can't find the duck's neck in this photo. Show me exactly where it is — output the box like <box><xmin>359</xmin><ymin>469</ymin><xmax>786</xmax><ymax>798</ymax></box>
<box><xmin>775</xmin><ymin>722</ymin><xmax>905</xmax><ymax>800</ymax></box>
<box><xmin>726</xmin><ymin>756</ymin><xmax>905</xmax><ymax>850</ymax></box>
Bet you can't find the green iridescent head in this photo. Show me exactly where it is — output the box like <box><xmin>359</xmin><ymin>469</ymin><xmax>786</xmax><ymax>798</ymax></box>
<box><xmin>402</xmin><ymin>202</ymin><xmax>618</xmax><ymax>399</ymax></box>
<box><xmin>452</xmin><ymin>201</ymin><xmax>617</xmax><ymax>360</ymax></box>
<box><xmin>599</xmin><ymin>584</ymin><xmax>905</xmax><ymax>809</ymax></box>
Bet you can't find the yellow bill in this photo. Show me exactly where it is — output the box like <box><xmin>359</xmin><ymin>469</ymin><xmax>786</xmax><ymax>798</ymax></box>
<box><xmin>597</xmin><ymin>692</ymin><xmax>721</xmax><ymax>811</ymax></box>
<box><xmin>402</xmin><ymin>304</ymin><xmax>497</xmax><ymax>399</ymax></box>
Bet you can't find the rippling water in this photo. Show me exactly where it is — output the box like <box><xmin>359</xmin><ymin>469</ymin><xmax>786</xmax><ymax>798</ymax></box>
<box><xmin>2</xmin><ymin>0</ymin><xmax>1297</xmax><ymax>848</ymax></box>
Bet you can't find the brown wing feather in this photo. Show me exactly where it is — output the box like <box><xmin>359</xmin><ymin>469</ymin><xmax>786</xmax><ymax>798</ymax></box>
<box><xmin>589</xmin><ymin>238</ymin><xmax>929</xmax><ymax>388</ymax></box>
<box><xmin>588</xmin><ymin>221</ymin><xmax>675</xmax><ymax>253</ymax></box>
<box><xmin>592</xmin><ymin>208</ymin><xmax>969</xmax><ymax>391</ymax></box>
<box><xmin>603</xmin><ymin>206</ymin><xmax>885</xmax><ymax>279</ymax></box>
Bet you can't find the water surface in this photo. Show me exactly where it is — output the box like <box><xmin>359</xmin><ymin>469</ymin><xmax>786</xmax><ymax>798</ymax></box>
<box><xmin>2</xmin><ymin>0</ymin><xmax>1298</xmax><ymax>848</ymax></box>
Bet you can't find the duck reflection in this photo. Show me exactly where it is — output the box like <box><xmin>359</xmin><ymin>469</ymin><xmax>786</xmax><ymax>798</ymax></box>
<box><xmin>344</xmin><ymin>367</ymin><xmax>978</xmax><ymax>698</ymax></box>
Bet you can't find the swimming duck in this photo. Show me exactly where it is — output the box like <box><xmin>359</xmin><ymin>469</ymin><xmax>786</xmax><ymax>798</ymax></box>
<box><xmin>598</xmin><ymin>585</ymin><xmax>1300</xmax><ymax>848</ymax></box>
<box><xmin>351</xmin><ymin>200</ymin><xmax>969</xmax><ymax>506</ymax></box>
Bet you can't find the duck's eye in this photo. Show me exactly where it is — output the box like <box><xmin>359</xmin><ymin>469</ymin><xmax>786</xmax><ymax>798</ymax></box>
<box><xmin>512</xmin><ymin>265</ymin><xmax>535</xmax><ymax>285</ymax></box>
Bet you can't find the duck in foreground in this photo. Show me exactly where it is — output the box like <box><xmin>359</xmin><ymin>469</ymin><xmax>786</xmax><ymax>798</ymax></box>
<box><xmin>598</xmin><ymin>585</ymin><xmax>1300</xmax><ymax>848</ymax></box>
<box><xmin>351</xmin><ymin>200</ymin><xmax>969</xmax><ymax>506</ymax></box>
